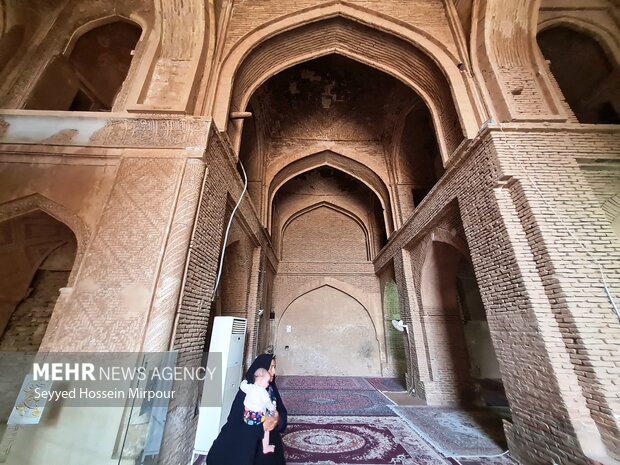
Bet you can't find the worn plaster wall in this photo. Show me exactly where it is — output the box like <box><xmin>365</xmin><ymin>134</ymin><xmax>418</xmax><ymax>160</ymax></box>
<box><xmin>276</xmin><ymin>285</ymin><xmax>381</xmax><ymax>376</ymax></box>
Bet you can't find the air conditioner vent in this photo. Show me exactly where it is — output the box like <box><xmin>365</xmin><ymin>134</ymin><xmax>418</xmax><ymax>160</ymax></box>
<box><xmin>232</xmin><ymin>319</ymin><xmax>246</xmax><ymax>335</ymax></box>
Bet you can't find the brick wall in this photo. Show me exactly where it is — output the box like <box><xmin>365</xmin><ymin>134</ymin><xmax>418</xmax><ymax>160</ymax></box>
<box><xmin>376</xmin><ymin>125</ymin><xmax>620</xmax><ymax>464</ymax></box>
<box><xmin>491</xmin><ymin>128</ymin><xmax>620</xmax><ymax>460</ymax></box>
<box><xmin>0</xmin><ymin>270</ymin><xmax>69</xmax><ymax>352</ymax></box>
<box><xmin>223</xmin><ymin>0</ymin><xmax>460</xmax><ymax>60</ymax></box>
<box><xmin>161</xmin><ymin>127</ymin><xmax>272</xmax><ymax>465</ymax></box>
<box><xmin>282</xmin><ymin>206</ymin><xmax>368</xmax><ymax>262</ymax></box>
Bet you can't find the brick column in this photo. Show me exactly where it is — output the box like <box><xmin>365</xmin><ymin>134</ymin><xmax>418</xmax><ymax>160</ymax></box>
<box><xmin>489</xmin><ymin>129</ymin><xmax>620</xmax><ymax>463</ymax></box>
<box><xmin>244</xmin><ymin>246</ymin><xmax>262</xmax><ymax>367</ymax></box>
<box><xmin>394</xmin><ymin>248</ymin><xmax>434</xmax><ymax>400</ymax></box>
<box><xmin>43</xmin><ymin>155</ymin><xmax>186</xmax><ymax>352</ymax></box>
<box><xmin>142</xmin><ymin>158</ymin><xmax>206</xmax><ymax>352</ymax></box>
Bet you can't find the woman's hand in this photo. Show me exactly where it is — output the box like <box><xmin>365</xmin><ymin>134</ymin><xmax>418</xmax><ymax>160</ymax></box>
<box><xmin>263</xmin><ymin>410</ymin><xmax>280</xmax><ymax>432</ymax></box>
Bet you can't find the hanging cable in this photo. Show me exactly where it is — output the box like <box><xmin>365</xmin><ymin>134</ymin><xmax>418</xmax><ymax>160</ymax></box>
<box><xmin>211</xmin><ymin>158</ymin><xmax>248</xmax><ymax>302</ymax></box>
<box><xmin>451</xmin><ymin>450</ymin><xmax>512</xmax><ymax>461</ymax></box>
<box><xmin>494</xmin><ymin>121</ymin><xmax>619</xmax><ymax>323</ymax></box>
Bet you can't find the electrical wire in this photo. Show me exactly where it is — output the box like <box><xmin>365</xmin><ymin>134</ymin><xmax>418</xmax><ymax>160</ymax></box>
<box><xmin>451</xmin><ymin>450</ymin><xmax>511</xmax><ymax>460</ymax></box>
<box><xmin>494</xmin><ymin>121</ymin><xmax>620</xmax><ymax>323</ymax></box>
<box><xmin>211</xmin><ymin>158</ymin><xmax>248</xmax><ymax>302</ymax></box>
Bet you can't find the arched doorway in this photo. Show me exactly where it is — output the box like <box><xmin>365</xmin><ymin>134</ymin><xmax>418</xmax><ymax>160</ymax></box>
<box><xmin>419</xmin><ymin>238</ymin><xmax>505</xmax><ymax>407</ymax></box>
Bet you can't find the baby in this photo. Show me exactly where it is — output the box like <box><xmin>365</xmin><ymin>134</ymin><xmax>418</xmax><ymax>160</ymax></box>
<box><xmin>240</xmin><ymin>367</ymin><xmax>277</xmax><ymax>454</ymax></box>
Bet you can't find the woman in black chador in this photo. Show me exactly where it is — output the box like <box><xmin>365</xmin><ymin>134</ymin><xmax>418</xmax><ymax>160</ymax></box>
<box><xmin>206</xmin><ymin>354</ymin><xmax>287</xmax><ymax>465</ymax></box>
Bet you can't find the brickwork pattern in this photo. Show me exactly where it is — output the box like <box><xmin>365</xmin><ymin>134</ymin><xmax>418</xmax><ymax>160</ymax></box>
<box><xmin>230</xmin><ymin>17</ymin><xmax>464</xmax><ymax>157</ymax></box>
<box><xmin>282</xmin><ymin>206</ymin><xmax>368</xmax><ymax>262</ymax></box>
<box><xmin>220</xmin><ymin>218</ymin><xmax>256</xmax><ymax>319</ymax></box>
<box><xmin>491</xmin><ymin>129</ymin><xmax>620</xmax><ymax>458</ymax></box>
<box><xmin>376</xmin><ymin>126</ymin><xmax>620</xmax><ymax>464</ymax></box>
<box><xmin>0</xmin><ymin>270</ymin><xmax>70</xmax><ymax>351</ymax></box>
<box><xmin>1</xmin><ymin>2</ymin><xmax>619</xmax><ymax>464</ymax></box>
<box><xmin>223</xmin><ymin>0</ymin><xmax>460</xmax><ymax>60</ymax></box>
<box><xmin>470</xmin><ymin>0</ymin><xmax>586</xmax><ymax>123</ymax></box>
<box><xmin>405</xmin><ymin>216</ymin><xmax>475</xmax><ymax>404</ymax></box>
<box><xmin>162</xmin><ymin>128</ymin><xmax>271</xmax><ymax>465</ymax></box>
<box><xmin>47</xmin><ymin>156</ymin><xmax>184</xmax><ymax>352</ymax></box>
<box><xmin>142</xmin><ymin>159</ymin><xmax>206</xmax><ymax>352</ymax></box>
<box><xmin>393</xmin><ymin>249</ymin><xmax>427</xmax><ymax>398</ymax></box>
<box><xmin>265</xmin><ymin>146</ymin><xmax>393</xmax><ymax>233</ymax></box>
<box><xmin>140</xmin><ymin>0</ymin><xmax>206</xmax><ymax>110</ymax></box>
<box><xmin>173</xmin><ymin>136</ymin><xmax>241</xmax><ymax>354</ymax></box>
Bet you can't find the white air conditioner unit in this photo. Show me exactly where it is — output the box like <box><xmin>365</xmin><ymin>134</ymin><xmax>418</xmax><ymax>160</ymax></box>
<box><xmin>193</xmin><ymin>316</ymin><xmax>247</xmax><ymax>460</ymax></box>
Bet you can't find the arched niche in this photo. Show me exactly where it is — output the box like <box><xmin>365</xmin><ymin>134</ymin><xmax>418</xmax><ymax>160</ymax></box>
<box><xmin>272</xmin><ymin>166</ymin><xmax>388</xmax><ymax>259</ymax></box>
<box><xmin>0</xmin><ymin>210</ymin><xmax>77</xmax><ymax>351</ymax></box>
<box><xmin>419</xmin><ymin>240</ymin><xmax>475</xmax><ymax>404</ymax></box>
<box><xmin>275</xmin><ymin>285</ymin><xmax>381</xmax><ymax>376</ymax></box>
<box><xmin>24</xmin><ymin>18</ymin><xmax>142</xmax><ymax>111</ymax></box>
<box><xmin>280</xmin><ymin>204</ymin><xmax>369</xmax><ymax>263</ymax></box>
<box><xmin>537</xmin><ymin>25</ymin><xmax>619</xmax><ymax>124</ymax></box>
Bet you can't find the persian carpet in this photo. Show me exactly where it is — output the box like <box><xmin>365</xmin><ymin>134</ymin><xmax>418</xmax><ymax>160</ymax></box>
<box><xmin>391</xmin><ymin>407</ymin><xmax>507</xmax><ymax>457</ymax></box>
<box><xmin>365</xmin><ymin>377</ymin><xmax>406</xmax><ymax>392</ymax></box>
<box><xmin>283</xmin><ymin>415</ymin><xmax>450</xmax><ymax>465</ymax></box>
<box><xmin>277</xmin><ymin>376</ymin><xmax>374</xmax><ymax>391</ymax></box>
<box><xmin>281</xmin><ymin>389</ymin><xmax>396</xmax><ymax>416</ymax></box>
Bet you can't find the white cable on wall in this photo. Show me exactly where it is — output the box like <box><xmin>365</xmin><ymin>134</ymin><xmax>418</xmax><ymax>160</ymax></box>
<box><xmin>451</xmin><ymin>450</ymin><xmax>511</xmax><ymax>460</ymax></box>
<box><xmin>211</xmin><ymin>158</ymin><xmax>248</xmax><ymax>302</ymax></box>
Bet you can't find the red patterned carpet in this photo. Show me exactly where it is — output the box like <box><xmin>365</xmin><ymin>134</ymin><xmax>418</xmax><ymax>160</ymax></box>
<box><xmin>283</xmin><ymin>415</ymin><xmax>448</xmax><ymax>465</ymax></box>
<box><xmin>279</xmin><ymin>389</ymin><xmax>396</xmax><ymax>416</ymax></box>
<box><xmin>279</xmin><ymin>376</ymin><xmax>519</xmax><ymax>465</ymax></box>
<box><xmin>277</xmin><ymin>376</ymin><xmax>375</xmax><ymax>391</ymax></box>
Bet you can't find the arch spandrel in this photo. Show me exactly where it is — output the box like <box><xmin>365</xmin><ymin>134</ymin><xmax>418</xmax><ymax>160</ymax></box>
<box><xmin>128</xmin><ymin>0</ymin><xmax>211</xmax><ymax>112</ymax></box>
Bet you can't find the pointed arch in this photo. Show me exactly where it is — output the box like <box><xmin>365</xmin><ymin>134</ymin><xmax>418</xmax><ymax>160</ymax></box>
<box><xmin>267</xmin><ymin>150</ymin><xmax>393</xmax><ymax>234</ymax></box>
<box><xmin>472</xmin><ymin>0</ymin><xmax>568</xmax><ymax>121</ymax></box>
<box><xmin>63</xmin><ymin>15</ymin><xmax>145</xmax><ymax>57</ymax></box>
<box><xmin>0</xmin><ymin>194</ymin><xmax>89</xmax><ymax>285</ymax></box>
<box><xmin>537</xmin><ymin>17</ymin><xmax>619</xmax><ymax>66</ymax></box>
<box><xmin>209</xmin><ymin>3</ymin><xmax>483</xmax><ymax>158</ymax></box>
<box><xmin>280</xmin><ymin>201</ymin><xmax>371</xmax><ymax>261</ymax></box>
<box><xmin>275</xmin><ymin>282</ymin><xmax>382</xmax><ymax>376</ymax></box>
<box><xmin>279</xmin><ymin>281</ymin><xmax>376</xmax><ymax>334</ymax></box>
